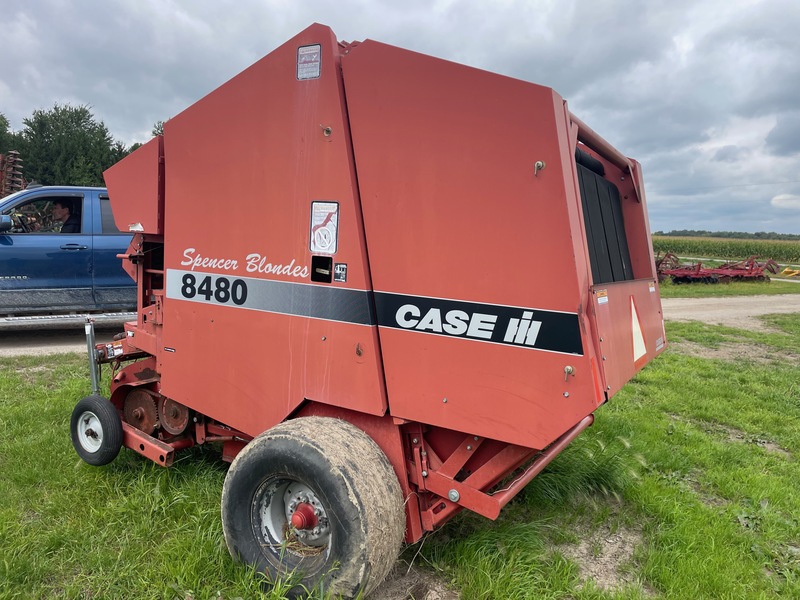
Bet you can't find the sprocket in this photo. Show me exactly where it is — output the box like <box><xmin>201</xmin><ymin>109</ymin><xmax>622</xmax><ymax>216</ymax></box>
<box><xmin>158</xmin><ymin>396</ymin><xmax>190</xmax><ymax>436</ymax></box>
<box><xmin>123</xmin><ymin>389</ymin><xmax>159</xmax><ymax>435</ymax></box>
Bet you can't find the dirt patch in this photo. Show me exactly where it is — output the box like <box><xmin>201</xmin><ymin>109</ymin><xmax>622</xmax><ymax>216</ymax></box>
<box><xmin>661</xmin><ymin>467</ymin><xmax>727</xmax><ymax>508</ymax></box>
<box><xmin>369</xmin><ymin>562</ymin><xmax>460</xmax><ymax>600</ymax></box>
<box><xmin>761</xmin><ymin>543</ymin><xmax>800</xmax><ymax>585</ymax></box>
<box><xmin>13</xmin><ymin>364</ymin><xmax>56</xmax><ymax>379</ymax></box>
<box><xmin>20</xmin><ymin>509</ymin><xmax>42</xmax><ymax>523</ymax></box>
<box><xmin>669</xmin><ymin>340</ymin><xmax>800</xmax><ymax>366</ymax></box>
<box><xmin>707</xmin><ymin>421</ymin><xmax>792</xmax><ymax>459</ymax></box>
<box><xmin>559</xmin><ymin>521</ymin><xmax>651</xmax><ymax>595</ymax></box>
<box><xmin>661</xmin><ymin>295</ymin><xmax>800</xmax><ymax>332</ymax></box>
<box><xmin>14</xmin><ymin>364</ymin><xmax>52</xmax><ymax>373</ymax></box>
<box><xmin>684</xmin><ymin>478</ymin><xmax>727</xmax><ymax>508</ymax></box>
<box><xmin>668</xmin><ymin>414</ymin><xmax>792</xmax><ymax>460</ymax></box>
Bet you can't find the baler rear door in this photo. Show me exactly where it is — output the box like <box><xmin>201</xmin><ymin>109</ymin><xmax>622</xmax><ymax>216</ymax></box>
<box><xmin>591</xmin><ymin>279</ymin><xmax>666</xmax><ymax>397</ymax></box>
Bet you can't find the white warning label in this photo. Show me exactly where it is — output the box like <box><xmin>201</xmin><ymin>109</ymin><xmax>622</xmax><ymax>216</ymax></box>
<box><xmin>310</xmin><ymin>201</ymin><xmax>339</xmax><ymax>254</ymax></box>
<box><xmin>297</xmin><ymin>44</ymin><xmax>321</xmax><ymax>80</ymax></box>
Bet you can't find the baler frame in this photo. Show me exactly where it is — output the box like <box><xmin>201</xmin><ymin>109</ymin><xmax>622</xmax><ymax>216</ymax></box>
<box><xmin>87</xmin><ymin>326</ymin><xmax>597</xmax><ymax>541</ymax></box>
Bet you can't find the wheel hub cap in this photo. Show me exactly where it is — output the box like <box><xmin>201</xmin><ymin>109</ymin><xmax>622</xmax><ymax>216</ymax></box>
<box><xmin>282</xmin><ymin>483</ymin><xmax>331</xmax><ymax>546</ymax></box>
<box><xmin>77</xmin><ymin>411</ymin><xmax>103</xmax><ymax>453</ymax></box>
<box><xmin>290</xmin><ymin>502</ymin><xmax>318</xmax><ymax>530</ymax></box>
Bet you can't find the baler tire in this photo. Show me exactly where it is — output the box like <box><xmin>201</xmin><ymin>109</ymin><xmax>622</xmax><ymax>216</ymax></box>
<box><xmin>70</xmin><ymin>394</ymin><xmax>123</xmax><ymax>466</ymax></box>
<box><xmin>221</xmin><ymin>416</ymin><xmax>405</xmax><ymax>599</ymax></box>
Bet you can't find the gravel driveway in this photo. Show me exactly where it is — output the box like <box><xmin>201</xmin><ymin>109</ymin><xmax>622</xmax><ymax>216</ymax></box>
<box><xmin>0</xmin><ymin>324</ymin><xmax>123</xmax><ymax>357</ymax></box>
<box><xmin>661</xmin><ymin>294</ymin><xmax>800</xmax><ymax>331</ymax></box>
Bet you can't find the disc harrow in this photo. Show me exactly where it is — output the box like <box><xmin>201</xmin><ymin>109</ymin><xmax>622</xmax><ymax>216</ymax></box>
<box><xmin>656</xmin><ymin>252</ymin><xmax>780</xmax><ymax>284</ymax></box>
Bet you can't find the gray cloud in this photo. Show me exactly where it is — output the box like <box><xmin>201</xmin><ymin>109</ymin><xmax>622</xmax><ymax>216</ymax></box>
<box><xmin>765</xmin><ymin>112</ymin><xmax>800</xmax><ymax>156</ymax></box>
<box><xmin>713</xmin><ymin>145</ymin><xmax>747</xmax><ymax>162</ymax></box>
<box><xmin>1</xmin><ymin>0</ymin><xmax>799</xmax><ymax>234</ymax></box>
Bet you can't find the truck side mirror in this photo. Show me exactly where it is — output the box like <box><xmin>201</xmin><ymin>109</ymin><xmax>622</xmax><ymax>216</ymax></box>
<box><xmin>0</xmin><ymin>215</ymin><xmax>12</xmax><ymax>233</ymax></box>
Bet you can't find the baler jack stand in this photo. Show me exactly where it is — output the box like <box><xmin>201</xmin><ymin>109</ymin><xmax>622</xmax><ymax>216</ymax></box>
<box><xmin>84</xmin><ymin>318</ymin><xmax>101</xmax><ymax>396</ymax></box>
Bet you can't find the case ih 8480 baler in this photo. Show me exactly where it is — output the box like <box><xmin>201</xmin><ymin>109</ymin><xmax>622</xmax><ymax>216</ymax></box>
<box><xmin>71</xmin><ymin>24</ymin><xmax>666</xmax><ymax>597</ymax></box>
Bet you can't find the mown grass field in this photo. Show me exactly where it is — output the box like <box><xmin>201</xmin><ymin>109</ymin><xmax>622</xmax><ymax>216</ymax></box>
<box><xmin>659</xmin><ymin>278</ymin><xmax>800</xmax><ymax>298</ymax></box>
<box><xmin>2</xmin><ymin>312</ymin><xmax>800</xmax><ymax>598</ymax></box>
<box><xmin>652</xmin><ymin>236</ymin><xmax>800</xmax><ymax>263</ymax></box>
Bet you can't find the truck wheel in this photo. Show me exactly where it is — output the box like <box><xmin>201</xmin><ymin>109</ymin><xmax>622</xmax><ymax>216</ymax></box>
<box><xmin>70</xmin><ymin>394</ymin><xmax>123</xmax><ymax>466</ymax></box>
<box><xmin>221</xmin><ymin>417</ymin><xmax>405</xmax><ymax>598</ymax></box>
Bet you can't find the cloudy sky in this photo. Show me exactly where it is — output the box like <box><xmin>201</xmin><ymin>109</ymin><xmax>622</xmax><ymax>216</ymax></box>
<box><xmin>2</xmin><ymin>0</ymin><xmax>799</xmax><ymax>234</ymax></box>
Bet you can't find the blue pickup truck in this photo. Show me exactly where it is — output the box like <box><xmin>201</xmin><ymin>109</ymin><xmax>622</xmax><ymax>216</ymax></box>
<box><xmin>0</xmin><ymin>185</ymin><xmax>136</xmax><ymax>316</ymax></box>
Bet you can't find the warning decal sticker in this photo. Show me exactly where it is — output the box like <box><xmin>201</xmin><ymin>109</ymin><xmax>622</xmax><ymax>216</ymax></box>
<box><xmin>310</xmin><ymin>201</ymin><xmax>339</xmax><ymax>255</ymax></box>
<box><xmin>297</xmin><ymin>44</ymin><xmax>321</xmax><ymax>80</ymax></box>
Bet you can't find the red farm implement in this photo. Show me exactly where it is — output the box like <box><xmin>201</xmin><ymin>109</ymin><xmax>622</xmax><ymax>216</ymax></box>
<box><xmin>0</xmin><ymin>151</ymin><xmax>24</xmax><ymax>197</ymax></box>
<box><xmin>657</xmin><ymin>252</ymin><xmax>779</xmax><ymax>284</ymax></box>
<box><xmin>70</xmin><ymin>24</ymin><xmax>666</xmax><ymax>597</ymax></box>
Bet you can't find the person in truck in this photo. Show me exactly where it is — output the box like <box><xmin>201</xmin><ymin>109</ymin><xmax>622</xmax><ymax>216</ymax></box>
<box><xmin>52</xmin><ymin>199</ymin><xmax>80</xmax><ymax>233</ymax></box>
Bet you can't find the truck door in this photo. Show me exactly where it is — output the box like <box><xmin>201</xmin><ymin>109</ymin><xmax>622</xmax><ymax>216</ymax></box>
<box><xmin>90</xmin><ymin>191</ymin><xmax>135</xmax><ymax>309</ymax></box>
<box><xmin>0</xmin><ymin>192</ymin><xmax>94</xmax><ymax>313</ymax></box>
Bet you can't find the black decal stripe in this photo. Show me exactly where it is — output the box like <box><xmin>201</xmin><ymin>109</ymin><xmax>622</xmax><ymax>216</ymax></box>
<box><xmin>166</xmin><ymin>271</ymin><xmax>583</xmax><ymax>355</ymax></box>
<box><xmin>166</xmin><ymin>269</ymin><xmax>375</xmax><ymax>325</ymax></box>
<box><xmin>375</xmin><ymin>292</ymin><xmax>584</xmax><ymax>355</ymax></box>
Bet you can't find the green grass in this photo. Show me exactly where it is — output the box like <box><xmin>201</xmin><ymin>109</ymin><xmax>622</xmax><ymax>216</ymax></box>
<box><xmin>2</xmin><ymin>314</ymin><xmax>800</xmax><ymax>598</ymax></box>
<box><xmin>659</xmin><ymin>278</ymin><xmax>800</xmax><ymax>298</ymax></box>
<box><xmin>0</xmin><ymin>358</ymin><xmax>299</xmax><ymax>600</ymax></box>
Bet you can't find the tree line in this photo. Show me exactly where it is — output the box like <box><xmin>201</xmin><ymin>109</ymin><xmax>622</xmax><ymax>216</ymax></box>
<box><xmin>652</xmin><ymin>230</ymin><xmax>800</xmax><ymax>242</ymax></box>
<box><xmin>0</xmin><ymin>104</ymin><xmax>145</xmax><ymax>188</ymax></box>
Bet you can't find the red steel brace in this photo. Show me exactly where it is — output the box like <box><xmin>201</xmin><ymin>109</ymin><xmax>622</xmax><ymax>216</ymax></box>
<box><xmin>418</xmin><ymin>415</ymin><xmax>594</xmax><ymax>529</ymax></box>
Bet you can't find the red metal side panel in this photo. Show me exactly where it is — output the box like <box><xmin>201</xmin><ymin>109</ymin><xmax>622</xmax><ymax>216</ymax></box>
<box><xmin>156</xmin><ymin>24</ymin><xmax>387</xmax><ymax>437</ymax></box>
<box><xmin>103</xmin><ymin>135</ymin><xmax>163</xmax><ymax>234</ymax></box>
<box><xmin>342</xmin><ymin>41</ymin><xmax>600</xmax><ymax>450</ymax></box>
<box><xmin>591</xmin><ymin>279</ymin><xmax>666</xmax><ymax>396</ymax></box>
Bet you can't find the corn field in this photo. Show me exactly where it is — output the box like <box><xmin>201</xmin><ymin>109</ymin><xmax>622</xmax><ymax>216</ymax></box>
<box><xmin>652</xmin><ymin>236</ymin><xmax>800</xmax><ymax>263</ymax></box>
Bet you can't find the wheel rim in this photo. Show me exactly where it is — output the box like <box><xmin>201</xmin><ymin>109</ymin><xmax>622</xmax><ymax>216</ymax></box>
<box><xmin>254</xmin><ymin>478</ymin><xmax>332</xmax><ymax>560</ymax></box>
<box><xmin>76</xmin><ymin>410</ymin><xmax>104</xmax><ymax>453</ymax></box>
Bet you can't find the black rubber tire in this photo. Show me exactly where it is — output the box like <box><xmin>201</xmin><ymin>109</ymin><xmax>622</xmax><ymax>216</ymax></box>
<box><xmin>70</xmin><ymin>394</ymin><xmax>123</xmax><ymax>466</ymax></box>
<box><xmin>221</xmin><ymin>417</ymin><xmax>405</xmax><ymax>598</ymax></box>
